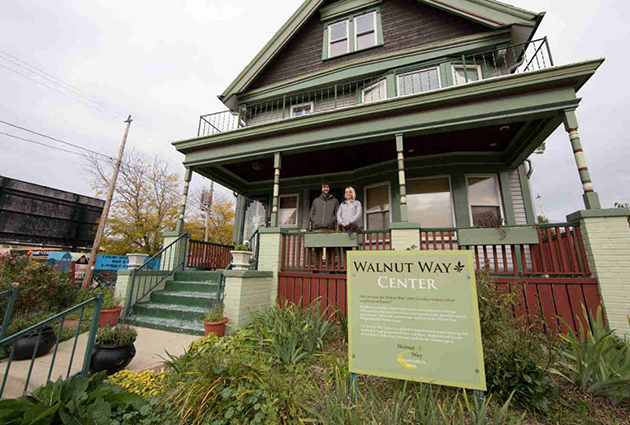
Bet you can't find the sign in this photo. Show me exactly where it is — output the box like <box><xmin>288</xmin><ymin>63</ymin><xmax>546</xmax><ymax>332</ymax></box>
<box><xmin>347</xmin><ymin>251</ymin><xmax>486</xmax><ymax>391</ymax></box>
<box><xmin>95</xmin><ymin>255</ymin><xmax>129</xmax><ymax>271</ymax></box>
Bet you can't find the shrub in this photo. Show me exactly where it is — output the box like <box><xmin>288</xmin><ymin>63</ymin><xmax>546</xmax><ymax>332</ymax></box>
<box><xmin>204</xmin><ymin>303</ymin><xmax>226</xmax><ymax>322</ymax></box>
<box><xmin>0</xmin><ymin>371</ymin><xmax>145</xmax><ymax>425</ymax></box>
<box><xmin>96</xmin><ymin>323</ymin><xmax>137</xmax><ymax>346</ymax></box>
<box><xmin>234</xmin><ymin>244</ymin><xmax>250</xmax><ymax>251</ymax></box>
<box><xmin>476</xmin><ymin>273</ymin><xmax>560</xmax><ymax>412</ymax></box>
<box><xmin>4</xmin><ymin>310</ymin><xmax>52</xmax><ymax>337</ymax></box>
<box><xmin>109</xmin><ymin>369</ymin><xmax>166</xmax><ymax>398</ymax></box>
<box><xmin>555</xmin><ymin>305</ymin><xmax>630</xmax><ymax>405</ymax></box>
<box><xmin>242</xmin><ymin>300</ymin><xmax>335</xmax><ymax>364</ymax></box>
<box><xmin>0</xmin><ymin>254</ymin><xmax>77</xmax><ymax>315</ymax></box>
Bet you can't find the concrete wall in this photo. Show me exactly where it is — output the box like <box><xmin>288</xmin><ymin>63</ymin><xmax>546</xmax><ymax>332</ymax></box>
<box><xmin>257</xmin><ymin>229</ymin><xmax>283</xmax><ymax>304</ymax></box>
<box><xmin>223</xmin><ymin>270</ymin><xmax>273</xmax><ymax>332</ymax></box>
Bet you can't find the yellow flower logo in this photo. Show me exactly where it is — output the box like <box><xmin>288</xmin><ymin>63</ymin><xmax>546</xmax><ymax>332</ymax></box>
<box><xmin>396</xmin><ymin>350</ymin><xmax>417</xmax><ymax>370</ymax></box>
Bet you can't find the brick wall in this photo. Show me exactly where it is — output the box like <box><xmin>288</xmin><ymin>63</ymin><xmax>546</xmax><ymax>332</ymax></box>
<box><xmin>250</xmin><ymin>0</ymin><xmax>489</xmax><ymax>90</ymax></box>
<box><xmin>223</xmin><ymin>273</ymin><xmax>273</xmax><ymax>331</ymax></box>
<box><xmin>257</xmin><ymin>231</ymin><xmax>283</xmax><ymax>303</ymax></box>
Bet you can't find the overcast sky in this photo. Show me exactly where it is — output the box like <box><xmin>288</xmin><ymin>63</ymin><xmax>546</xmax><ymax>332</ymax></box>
<box><xmin>1</xmin><ymin>0</ymin><xmax>628</xmax><ymax>222</ymax></box>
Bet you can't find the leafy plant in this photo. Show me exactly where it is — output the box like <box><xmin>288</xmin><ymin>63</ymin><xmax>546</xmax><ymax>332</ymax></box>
<box><xmin>96</xmin><ymin>323</ymin><xmax>137</xmax><ymax>346</ymax></box>
<box><xmin>233</xmin><ymin>244</ymin><xmax>250</xmax><ymax>251</ymax></box>
<box><xmin>98</xmin><ymin>287</ymin><xmax>122</xmax><ymax>310</ymax></box>
<box><xmin>242</xmin><ymin>300</ymin><xmax>335</xmax><ymax>364</ymax></box>
<box><xmin>109</xmin><ymin>369</ymin><xmax>166</xmax><ymax>398</ymax></box>
<box><xmin>4</xmin><ymin>310</ymin><xmax>52</xmax><ymax>337</ymax></box>
<box><xmin>0</xmin><ymin>371</ymin><xmax>145</xmax><ymax>425</ymax></box>
<box><xmin>204</xmin><ymin>302</ymin><xmax>226</xmax><ymax>322</ymax></box>
<box><xmin>554</xmin><ymin>305</ymin><xmax>630</xmax><ymax>405</ymax></box>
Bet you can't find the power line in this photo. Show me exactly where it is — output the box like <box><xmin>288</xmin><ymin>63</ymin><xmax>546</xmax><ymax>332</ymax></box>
<box><xmin>0</xmin><ymin>130</ymin><xmax>86</xmax><ymax>158</ymax></box>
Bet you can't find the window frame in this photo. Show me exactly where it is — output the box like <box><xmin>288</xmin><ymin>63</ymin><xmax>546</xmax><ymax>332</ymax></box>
<box><xmin>278</xmin><ymin>193</ymin><xmax>300</xmax><ymax>228</ymax></box>
<box><xmin>452</xmin><ymin>64</ymin><xmax>483</xmax><ymax>85</ymax></box>
<box><xmin>353</xmin><ymin>11</ymin><xmax>377</xmax><ymax>52</ymax></box>
<box><xmin>466</xmin><ymin>174</ymin><xmax>505</xmax><ymax>227</ymax></box>
<box><xmin>323</xmin><ymin>6</ymin><xmax>382</xmax><ymax>60</ymax></box>
<box><xmin>327</xmin><ymin>19</ymin><xmax>350</xmax><ymax>58</ymax></box>
<box><xmin>396</xmin><ymin>67</ymin><xmax>443</xmax><ymax>97</ymax></box>
<box><xmin>361</xmin><ymin>79</ymin><xmax>387</xmax><ymax>103</ymax></box>
<box><xmin>289</xmin><ymin>102</ymin><xmax>314</xmax><ymax>118</ymax></box>
<box><xmin>363</xmin><ymin>181</ymin><xmax>392</xmax><ymax>230</ymax></box>
<box><xmin>406</xmin><ymin>175</ymin><xmax>456</xmax><ymax>228</ymax></box>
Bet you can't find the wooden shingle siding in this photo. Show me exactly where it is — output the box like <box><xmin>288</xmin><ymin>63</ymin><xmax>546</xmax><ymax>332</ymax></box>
<box><xmin>509</xmin><ymin>168</ymin><xmax>527</xmax><ymax>225</ymax></box>
<box><xmin>250</xmin><ymin>0</ymin><xmax>489</xmax><ymax>90</ymax></box>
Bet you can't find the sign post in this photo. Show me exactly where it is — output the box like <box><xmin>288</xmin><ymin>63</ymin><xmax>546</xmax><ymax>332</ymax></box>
<box><xmin>347</xmin><ymin>250</ymin><xmax>486</xmax><ymax>391</ymax></box>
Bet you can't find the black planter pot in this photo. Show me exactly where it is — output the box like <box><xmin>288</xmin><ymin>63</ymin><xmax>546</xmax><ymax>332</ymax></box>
<box><xmin>5</xmin><ymin>327</ymin><xmax>56</xmax><ymax>360</ymax></box>
<box><xmin>90</xmin><ymin>342</ymin><xmax>136</xmax><ymax>376</ymax></box>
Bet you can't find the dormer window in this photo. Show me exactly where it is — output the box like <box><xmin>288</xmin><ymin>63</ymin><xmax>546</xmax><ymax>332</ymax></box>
<box><xmin>329</xmin><ymin>20</ymin><xmax>349</xmax><ymax>57</ymax></box>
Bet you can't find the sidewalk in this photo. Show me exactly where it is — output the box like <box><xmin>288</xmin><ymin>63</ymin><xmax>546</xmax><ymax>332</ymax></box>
<box><xmin>0</xmin><ymin>327</ymin><xmax>199</xmax><ymax>399</ymax></box>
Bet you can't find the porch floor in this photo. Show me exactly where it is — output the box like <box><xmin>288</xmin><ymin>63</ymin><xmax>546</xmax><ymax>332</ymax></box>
<box><xmin>0</xmin><ymin>327</ymin><xmax>199</xmax><ymax>399</ymax></box>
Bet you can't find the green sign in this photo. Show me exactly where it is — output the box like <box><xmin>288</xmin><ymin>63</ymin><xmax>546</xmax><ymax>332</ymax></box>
<box><xmin>347</xmin><ymin>251</ymin><xmax>486</xmax><ymax>391</ymax></box>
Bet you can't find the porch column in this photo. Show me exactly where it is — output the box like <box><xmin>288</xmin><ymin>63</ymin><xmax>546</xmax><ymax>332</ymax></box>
<box><xmin>270</xmin><ymin>152</ymin><xmax>282</xmax><ymax>227</ymax></box>
<box><xmin>232</xmin><ymin>194</ymin><xmax>247</xmax><ymax>245</ymax></box>
<box><xmin>563</xmin><ymin>109</ymin><xmax>601</xmax><ymax>210</ymax></box>
<box><xmin>395</xmin><ymin>134</ymin><xmax>408</xmax><ymax>222</ymax></box>
<box><xmin>175</xmin><ymin>167</ymin><xmax>193</xmax><ymax>234</ymax></box>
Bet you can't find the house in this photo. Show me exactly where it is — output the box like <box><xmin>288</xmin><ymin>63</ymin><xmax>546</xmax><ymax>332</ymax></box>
<box><xmin>121</xmin><ymin>0</ymin><xmax>630</xmax><ymax>336</ymax></box>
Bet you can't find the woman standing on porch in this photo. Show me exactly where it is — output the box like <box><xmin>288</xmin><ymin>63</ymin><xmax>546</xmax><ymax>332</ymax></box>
<box><xmin>337</xmin><ymin>186</ymin><xmax>362</xmax><ymax>232</ymax></box>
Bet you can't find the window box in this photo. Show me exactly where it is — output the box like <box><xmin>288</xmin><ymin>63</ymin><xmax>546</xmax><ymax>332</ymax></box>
<box><xmin>304</xmin><ymin>232</ymin><xmax>360</xmax><ymax>248</ymax></box>
<box><xmin>458</xmin><ymin>227</ymin><xmax>539</xmax><ymax>246</ymax></box>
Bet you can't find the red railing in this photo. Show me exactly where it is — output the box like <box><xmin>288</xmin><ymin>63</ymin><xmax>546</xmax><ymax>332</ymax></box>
<box><xmin>280</xmin><ymin>230</ymin><xmax>391</xmax><ymax>272</ymax></box>
<box><xmin>187</xmin><ymin>239</ymin><xmax>233</xmax><ymax>270</ymax></box>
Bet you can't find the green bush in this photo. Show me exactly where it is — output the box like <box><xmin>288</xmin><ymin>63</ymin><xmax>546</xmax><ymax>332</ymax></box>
<box><xmin>0</xmin><ymin>371</ymin><xmax>145</xmax><ymax>425</ymax></box>
<box><xmin>476</xmin><ymin>273</ymin><xmax>560</xmax><ymax>412</ymax></box>
<box><xmin>204</xmin><ymin>302</ymin><xmax>226</xmax><ymax>322</ymax></box>
<box><xmin>4</xmin><ymin>310</ymin><xmax>52</xmax><ymax>337</ymax></box>
<box><xmin>0</xmin><ymin>254</ymin><xmax>77</xmax><ymax>315</ymax></box>
<box><xmin>96</xmin><ymin>323</ymin><xmax>137</xmax><ymax>346</ymax></box>
<box><xmin>241</xmin><ymin>301</ymin><xmax>335</xmax><ymax>364</ymax></box>
<box><xmin>555</xmin><ymin>305</ymin><xmax>630</xmax><ymax>405</ymax></box>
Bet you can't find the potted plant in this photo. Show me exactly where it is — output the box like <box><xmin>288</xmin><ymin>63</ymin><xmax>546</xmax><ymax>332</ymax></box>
<box><xmin>203</xmin><ymin>303</ymin><xmax>228</xmax><ymax>337</ymax></box>
<box><xmin>90</xmin><ymin>323</ymin><xmax>137</xmax><ymax>376</ymax></box>
<box><xmin>3</xmin><ymin>312</ymin><xmax>56</xmax><ymax>360</ymax></box>
<box><xmin>98</xmin><ymin>287</ymin><xmax>123</xmax><ymax>328</ymax></box>
<box><xmin>230</xmin><ymin>244</ymin><xmax>252</xmax><ymax>270</ymax></box>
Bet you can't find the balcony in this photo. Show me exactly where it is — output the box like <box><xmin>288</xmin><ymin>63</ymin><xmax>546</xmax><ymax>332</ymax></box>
<box><xmin>197</xmin><ymin>38</ymin><xmax>554</xmax><ymax>137</ymax></box>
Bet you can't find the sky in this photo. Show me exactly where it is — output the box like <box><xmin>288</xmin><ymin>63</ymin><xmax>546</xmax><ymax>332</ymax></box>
<box><xmin>0</xmin><ymin>0</ymin><xmax>629</xmax><ymax>222</ymax></box>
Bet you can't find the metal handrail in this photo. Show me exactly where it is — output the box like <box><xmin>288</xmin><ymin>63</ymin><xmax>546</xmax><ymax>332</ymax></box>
<box><xmin>0</xmin><ymin>293</ymin><xmax>103</xmax><ymax>397</ymax></box>
<box><xmin>0</xmin><ymin>285</ymin><xmax>19</xmax><ymax>341</ymax></box>
<box><xmin>125</xmin><ymin>233</ymin><xmax>189</xmax><ymax>316</ymax></box>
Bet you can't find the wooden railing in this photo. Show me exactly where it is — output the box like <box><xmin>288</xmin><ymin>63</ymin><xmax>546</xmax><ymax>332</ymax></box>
<box><xmin>187</xmin><ymin>239</ymin><xmax>233</xmax><ymax>270</ymax></box>
<box><xmin>281</xmin><ymin>230</ymin><xmax>391</xmax><ymax>272</ymax></box>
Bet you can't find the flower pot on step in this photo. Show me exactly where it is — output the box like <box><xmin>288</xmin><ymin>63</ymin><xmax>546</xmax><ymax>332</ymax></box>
<box><xmin>230</xmin><ymin>251</ymin><xmax>253</xmax><ymax>270</ymax></box>
<box><xmin>90</xmin><ymin>341</ymin><xmax>136</xmax><ymax>376</ymax></box>
<box><xmin>99</xmin><ymin>305</ymin><xmax>123</xmax><ymax>327</ymax></box>
<box><xmin>203</xmin><ymin>318</ymin><xmax>229</xmax><ymax>337</ymax></box>
<box><xmin>4</xmin><ymin>327</ymin><xmax>56</xmax><ymax>360</ymax></box>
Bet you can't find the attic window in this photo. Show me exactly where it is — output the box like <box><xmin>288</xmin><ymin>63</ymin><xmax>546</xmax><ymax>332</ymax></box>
<box><xmin>329</xmin><ymin>20</ymin><xmax>349</xmax><ymax>57</ymax></box>
<box><xmin>323</xmin><ymin>6</ymin><xmax>382</xmax><ymax>60</ymax></box>
<box><xmin>355</xmin><ymin>12</ymin><xmax>377</xmax><ymax>50</ymax></box>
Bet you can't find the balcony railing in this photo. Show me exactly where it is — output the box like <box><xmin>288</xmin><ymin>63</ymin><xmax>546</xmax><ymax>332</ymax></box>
<box><xmin>198</xmin><ymin>38</ymin><xmax>554</xmax><ymax>137</ymax></box>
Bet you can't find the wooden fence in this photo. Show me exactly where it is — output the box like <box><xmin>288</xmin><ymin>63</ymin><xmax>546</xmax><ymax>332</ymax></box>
<box><xmin>186</xmin><ymin>239</ymin><xmax>233</xmax><ymax>270</ymax></box>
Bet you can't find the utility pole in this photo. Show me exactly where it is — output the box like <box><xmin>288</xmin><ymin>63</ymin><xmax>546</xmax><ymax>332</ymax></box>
<box><xmin>536</xmin><ymin>193</ymin><xmax>547</xmax><ymax>221</ymax></box>
<box><xmin>202</xmin><ymin>180</ymin><xmax>214</xmax><ymax>242</ymax></box>
<box><xmin>82</xmin><ymin>115</ymin><xmax>133</xmax><ymax>289</ymax></box>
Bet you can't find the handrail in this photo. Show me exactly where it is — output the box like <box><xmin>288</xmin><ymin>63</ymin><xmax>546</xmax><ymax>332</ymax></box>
<box><xmin>0</xmin><ymin>285</ymin><xmax>19</xmax><ymax>341</ymax></box>
<box><xmin>246</xmin><ymin>228</ymin><xmax>260</xmax><ymax>270</ymax></box>
<box><xmin>0</xmin><ymin>293</ymin><xmax>103</xmax><ymax>397</ymax></box>
<box><xmin>125</xmin><ymin>232</ymin><xmax>189</xmax><ymax>316</ymax></box>
<box><xmin>188</xmin><ymin>239</ymin><xmax>233</xmax><ymax>249</ymax></box>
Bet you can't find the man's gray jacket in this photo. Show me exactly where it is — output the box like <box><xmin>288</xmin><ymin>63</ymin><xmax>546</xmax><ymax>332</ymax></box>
<box><xmin>310</xmin><ymin>193</ymin><xmax>339</xmax><ymax>230</ymax></box>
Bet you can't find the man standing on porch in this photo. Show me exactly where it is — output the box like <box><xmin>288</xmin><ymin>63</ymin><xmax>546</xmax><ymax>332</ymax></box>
<box><xmin>310</xmin><ymin>182</ymin><xmax>339</xmax><ymax>232</ymax></box>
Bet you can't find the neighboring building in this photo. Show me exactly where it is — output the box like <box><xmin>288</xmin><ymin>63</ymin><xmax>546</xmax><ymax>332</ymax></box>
<box><xmin>166</xmin><ymin>0</ymin><xmax>630</xmax><ymax>335</ymax></box>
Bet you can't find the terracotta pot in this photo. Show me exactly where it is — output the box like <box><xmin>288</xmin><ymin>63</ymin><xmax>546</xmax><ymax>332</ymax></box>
<box><xmin>99</xmin><ymin>305</ymin><xmax>123</xmax><ymax>328</ymax></box>
<box><xmin>203</xmin><ymin>318</ymin><xmax>229</xmax><ymax>337</ymax></box>
<box><xmin>90</xmin><ymin>342</ymin><xmax>136</xmax><ymax>376</ymax></box>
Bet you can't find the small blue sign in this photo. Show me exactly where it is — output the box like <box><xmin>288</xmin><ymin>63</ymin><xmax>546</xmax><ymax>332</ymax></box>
<box><xmin>95</xmin><ymin>255</ymin><xmax>129</xmax><ymax>271</ymax></box>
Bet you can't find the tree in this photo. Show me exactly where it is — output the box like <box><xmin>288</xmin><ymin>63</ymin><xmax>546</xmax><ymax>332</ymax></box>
<box><xmin>184</xmin><ymin>194</ymin><xmax>235</xmax><ymax>245</ymax></box>
<box><xmin>537</xmin><ymin>215</ymin><xmax>549</xmax><ymax>224</ymax></box>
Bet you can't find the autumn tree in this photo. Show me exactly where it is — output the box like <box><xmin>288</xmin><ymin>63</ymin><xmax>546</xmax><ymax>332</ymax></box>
<box><xmin>185</xmin><ymin>194</ymin><xmax>235</xmax><ymax>245</ymax></box>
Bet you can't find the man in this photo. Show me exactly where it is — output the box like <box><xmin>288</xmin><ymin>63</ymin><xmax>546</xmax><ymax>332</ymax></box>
<box><xmin>310</xmin><ymin>182</ymin><xmax>339</xmax><ymax>231</ymax></box>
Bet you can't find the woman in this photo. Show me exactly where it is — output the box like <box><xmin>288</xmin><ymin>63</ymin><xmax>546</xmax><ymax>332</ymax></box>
<box><xmin>337</xmin><ymin>186</ymin><xmax>362</xmax><ymax>232</ymax></box>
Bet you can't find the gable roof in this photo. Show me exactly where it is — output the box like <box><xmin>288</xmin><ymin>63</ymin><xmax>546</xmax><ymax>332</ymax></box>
<box><xmin>219</xmin><ymin>0</ymin><xmax>543</xmax><ymax>109</ymax></box>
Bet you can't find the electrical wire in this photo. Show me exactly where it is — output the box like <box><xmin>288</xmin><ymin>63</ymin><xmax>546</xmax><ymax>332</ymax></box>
<box><xmin>0</xmin><ymin>130</ymin><xmax>86</xmax><ymax>158</ymax></box>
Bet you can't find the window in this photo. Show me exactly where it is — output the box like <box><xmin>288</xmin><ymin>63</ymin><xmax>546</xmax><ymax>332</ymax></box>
<box><xmin>279</xmin><ymin>194</ymin><xmax>298</xmax><ymax>227</ymax></box>
<box><xmin>365</xmin><ymin>183</ymin><xmax>390</xmax><ymax>230</ymax></box>
<box><xmin>397</xmin><ymin>68</ymin><xmax>441</xmax><ymax>96</ymax></box>
<box><xmin>407</xmin><ymin>177</ymin><xmax>455</xmax><ymax>227</ymax></box>
<box><xmin>328</xmin><ymin>20</ymin><xmax>349</xmax><ymax>58</ymax></box>
<box><xmin>354</xmin><ymin>12</ymin><xmax>377</xmax><ymax>50</ymax></box>
<box><xmin>452</xmin><ymin>64</ymin><xmax>482</xmax><ymax>85</ymax></box>
<box><xmin>467</xmin><ymin>176</ymin><xmax>503</xmax><ymax>226</ymax></box>
<box><xmin>290</xmin><ymin>102</ymin><xmax>313</xmax><ymax>117</ymax></box>
<box><xmin>362</xmin><ymin>80</ymin><xmax>386</xmax><ymax>103</ymax></box>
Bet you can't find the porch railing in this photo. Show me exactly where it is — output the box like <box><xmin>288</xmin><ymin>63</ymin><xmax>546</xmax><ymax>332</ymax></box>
<box><xmin>187</xmin><ymin>239</ymin><xmax>233</xmax><ymax>270</ymax></box>
<box><xmin>198</xmin><ymin>38</ymin><xmax>553</xmax><ymax>137</ymax></box>
<box><xmin>124</xmin><ymin>233</ymin><xmax>188</xmax><ymax>316</ymax></box>
<box><xmin>0</xmin><ymin>293</ymin><xmax>103</xmax><ymax>398</ymax></box>
<box><xmin>0</xmin><ymin>285</ymin><xmax>19</xmax><ymax>341</ymax></box>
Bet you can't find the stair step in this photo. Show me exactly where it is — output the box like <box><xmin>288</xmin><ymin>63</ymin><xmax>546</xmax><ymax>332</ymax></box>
<box><xmin>175</xmin><ymin>271</ymin><xmax>222</xmax><ymax>282</ymax></box>
<box><xmin>165</xmin><ymin>280</ymin><xmax>219</xmax><ymax>293</ymax></box>
<box><xmin>150</xmin><ymin>291</ymin><xmax>217</xmax><ymax>308</ymax></box>
<box><xmin>127</xmin><ymin>316</ymin><xmax>205</xmax><ymax>336</ymax></box>
<box><xmin>133</xmin><ymin>303</ymin><xmax>208</xmax><ymax>321</ymax></box>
